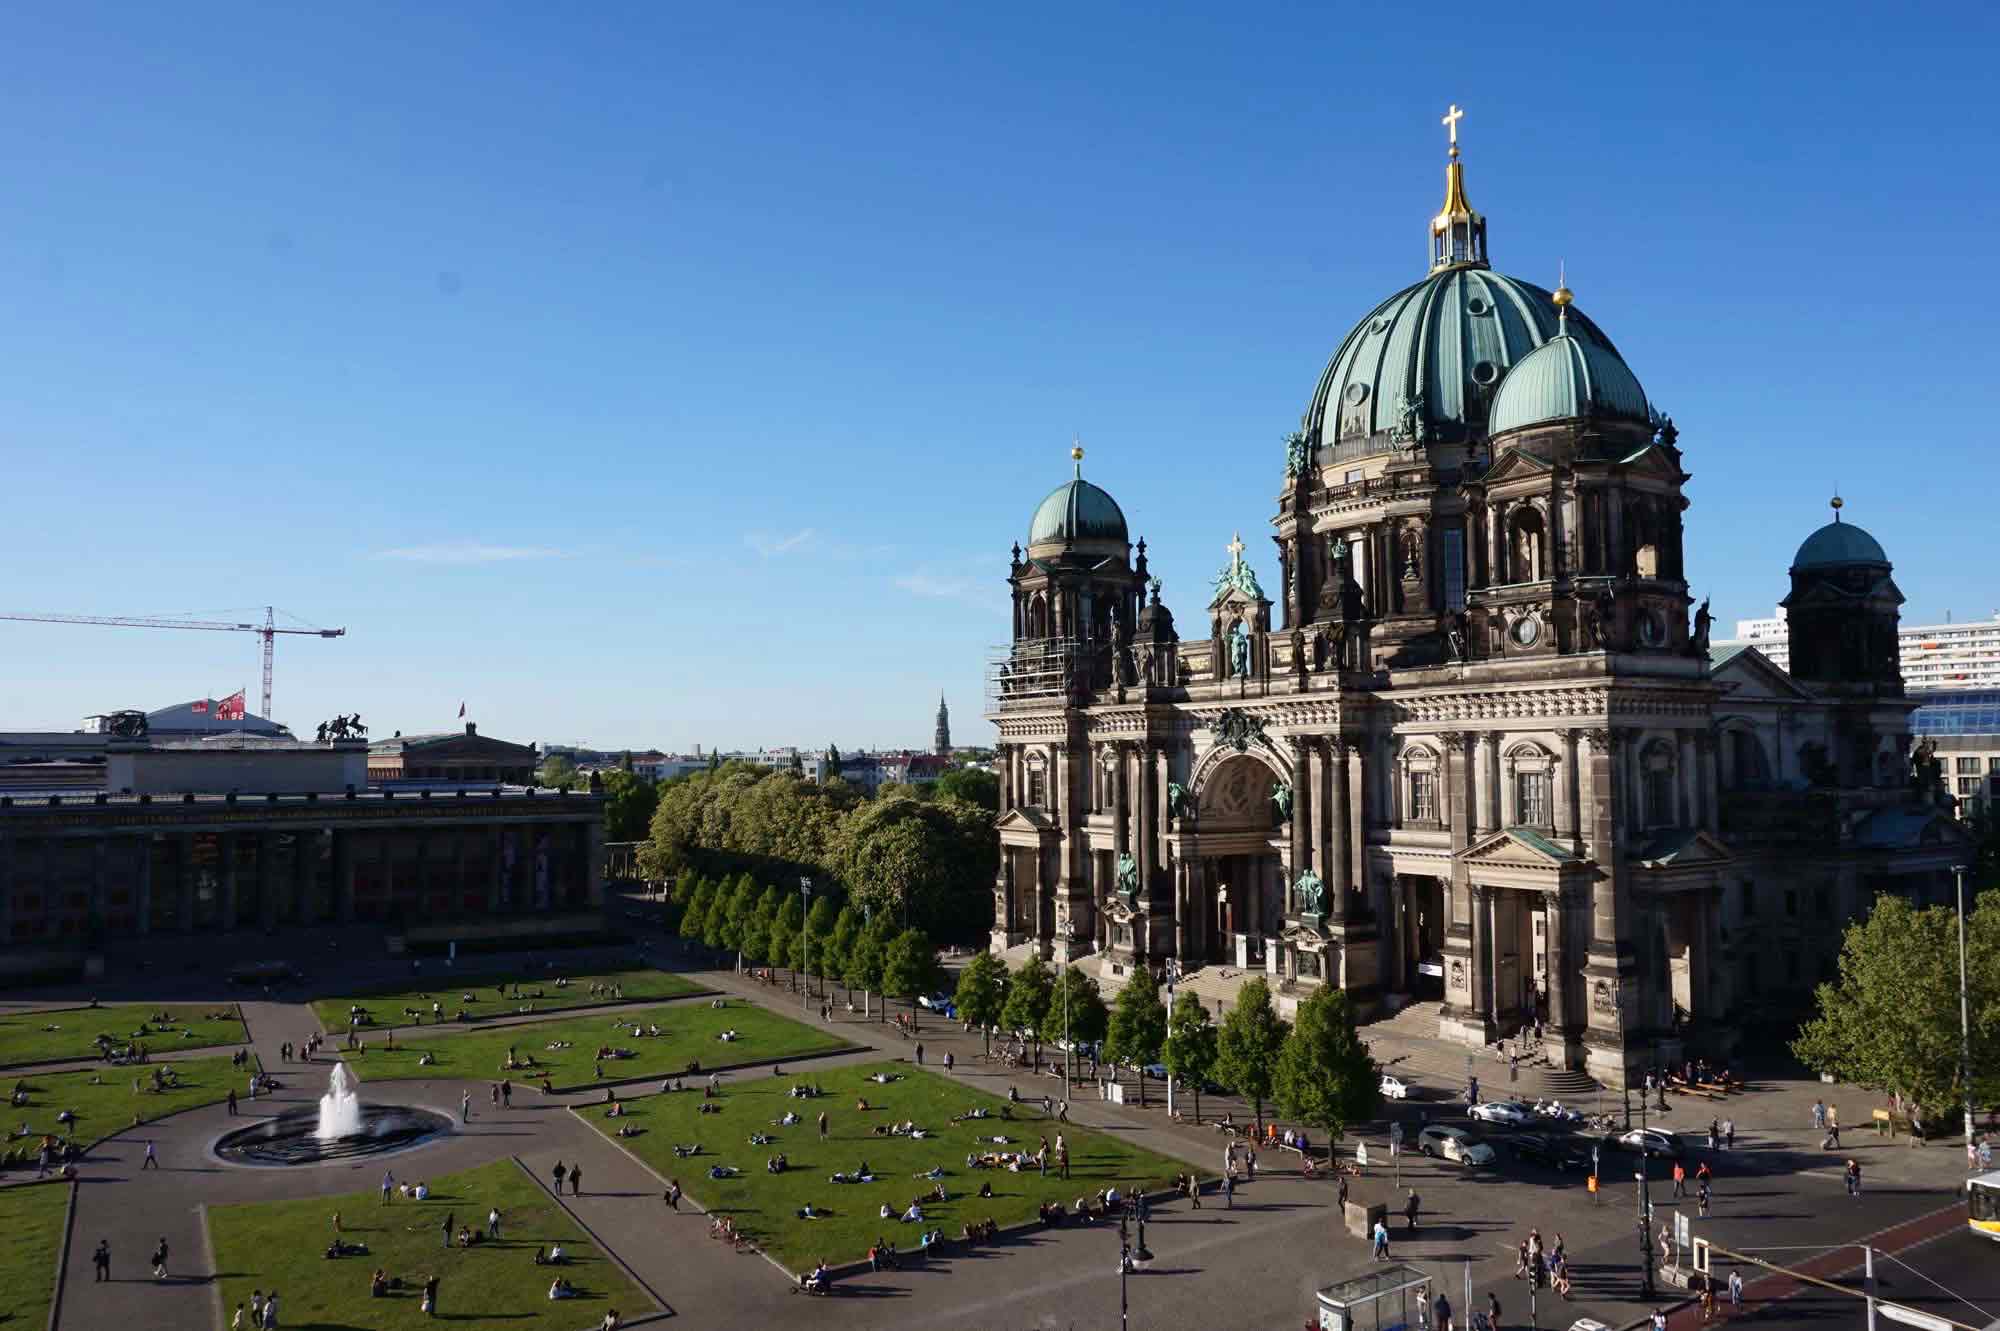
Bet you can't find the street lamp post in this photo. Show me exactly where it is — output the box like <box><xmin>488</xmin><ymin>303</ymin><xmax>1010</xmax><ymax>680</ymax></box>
<box><xmin>799</xmin><ymin>877</ymin><xmax>813</xmax><ymax>1017</ymax></box>
<box><xmin>1954</xmin><ymin>863</ymin><xmax>1974</xmax><ymax>1148</ymax></box>
<box><xmin>1636</xmin><ymin>1076</ymin><xmax>1655</xmax><ymax>1300</ymax></box>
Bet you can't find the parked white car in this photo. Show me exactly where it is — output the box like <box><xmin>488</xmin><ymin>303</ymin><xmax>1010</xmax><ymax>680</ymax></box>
<box><xmin>1469</xmin><ymin>1100</ymin><xmax>1535</xmax><ymax>1127</ymax></box>
<box><xmin>1379</xmin><ymin>1074</ymin><xmax>1412</xmax><ymax>1100</ymax></box>
<box><xmin>1416</xmin><ymin>1124</ymin><xmax>1495</xmax><ymax>1165</ymax></box>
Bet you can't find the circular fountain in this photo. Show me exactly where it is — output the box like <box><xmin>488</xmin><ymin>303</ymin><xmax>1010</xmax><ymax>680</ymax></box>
<box><xmin>214</xmin><ymin>1063</ymin><xmax>453</xmax><ymax>1167</ymax></box>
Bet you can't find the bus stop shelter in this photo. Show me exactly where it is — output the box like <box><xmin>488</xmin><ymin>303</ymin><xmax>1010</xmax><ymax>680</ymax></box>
<box><xmin>1314</xmin><ymin>1263</ymin><xmax>1435</xmax><ymax>1331</ymax></box>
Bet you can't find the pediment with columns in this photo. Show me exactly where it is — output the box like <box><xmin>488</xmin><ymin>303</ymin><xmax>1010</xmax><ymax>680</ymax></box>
<box><xmin>1455</xmin><ymin>827</ymin><xmax>1598</xmax><ymax>891</ymax></box>
<box><xmin>996</xmin><ymin>807</ymin><xmax>1060</xmax><ymax>840</ymax></box>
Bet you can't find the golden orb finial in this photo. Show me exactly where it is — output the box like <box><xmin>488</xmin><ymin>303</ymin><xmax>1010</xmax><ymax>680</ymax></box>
<box><xmin>1553</xmin><ymin>260</ymin><xmax>1573</xmax><ymax>307</ymax></box>
<box><xmin>1831</xmin><ymin>493</ymin><xmax>1845</xmax><ymax>520</ymax></box>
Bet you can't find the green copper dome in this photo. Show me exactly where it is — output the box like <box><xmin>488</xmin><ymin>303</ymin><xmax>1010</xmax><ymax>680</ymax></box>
<box><xmin>1028</xmin><ymin>477</ymin><xmax>1128</xmax><ymax>548</ymax></box>
<box><xmin>1487</xmin><ymin>330</ymin><xmax>1651</xmax><ymax>436</ymax></box>
<box><xmin>1793</xmin><ymin>519</ymin><xmax>1889</xmax><ymax>571</ymax></box>
<box><xmin>1303</xmin><ymin>268</ymin><xmax>1625</xmax><ymax>448</ymax></box>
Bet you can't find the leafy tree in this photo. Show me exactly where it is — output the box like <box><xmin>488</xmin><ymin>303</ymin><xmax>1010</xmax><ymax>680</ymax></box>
<box><xmin>803</xmin><ymin>896</ymin><xmax>839</xmax><ymax>992</ymax></box>
<box><xmin>845</xmin><ymin>922</ymin><xmax>887</xmax><ymax>1021</ymax></box>
<box><xmin>537</xmin><ymin>754</ymin><xmax>579</xmax><ymax>790</ymax></box>
<box><xmin>826</xmin><ymin>745</ymin><xmax>842</xmax><ymax>777</ymax></box>
<box><xmin>1793</xmin><ymin>890</ymin><xmax>2000</xmax><ymax>1122</ymax></box>
<box><xmin>954</xmin><ymin>951</ymin><xmax>1009</xmax><ymax>1056</ymax></box>
<box><xmin>719</xmin><ymin>874</ymin><xmax>758</xmax><ymax>964</ymax></box>
<box><xmin>773</xmin><ymin>894</ymin><xmax>804</xmax><ymax>989</ymax></box>
<box><xmin>601</xmin><ymin>769</ymin><xmax>659</xmax><ymax>842</ymax></box>
<box><xmin>740</xmin><ymin>908</ymin><xmax>770</xmax><ymax>967</ymax></box>
<box><xmin>935</xmin><ymin>767</ymin><xmax>999</xmax><ymax>812</ymax></box>
<box><xmin>1000</xmin><ymin>955</ymin><xmax>1055</xmax><ymax>1072</ymax></box>
<box><xmin>678</xmin><ymin>877</ymin><xmax>714</xmax><ymax>947</ymax></box>
<box><xmin>882</xmin><ymin>928</ymin><xmax>942</xmax><ymax>1029</ymax></box>
<box><xmin>830</xmin><ymin>792</ymin><xmax>997</xmax><ymax>943</ymax></box>
<box><xmin>827</xmin><ymin>905</ymin><xmax>862</xmax><ymax>1000</ymax></box>
<box><xmin>1049</xmin><ymin>965</ymin><xmax>1109</xmax><ymax>1079</ymax></box>
<box><xmin>1275</xmin><ymin>987</ymin><xmax>1380</xmax><ymax>1165</ymax></box>
<box><xmin>1217</xmin><ymin>976</ymin><xmax>1288</xmax><ymax>1136</ymax></box>
<box><xmin>1163</xmin><ymin>990</ymin><xmax>1220</xmax><ymax>1124</ymax></box>
<box><xmin>699</xmin><ymin>879</ymin><xmax>730</xmax><ymax>952</ymax></box>
<box><xmin>1105</xmin><ymin>962</ymin><xmax>1168</xmax><ymax>1106</ymax></box>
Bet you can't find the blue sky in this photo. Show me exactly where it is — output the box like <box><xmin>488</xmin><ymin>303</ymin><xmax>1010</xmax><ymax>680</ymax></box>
<box><xmin>2</xmin><ymin>2</ymin><xmax>1993</xmax><ymax>751</ymax></box>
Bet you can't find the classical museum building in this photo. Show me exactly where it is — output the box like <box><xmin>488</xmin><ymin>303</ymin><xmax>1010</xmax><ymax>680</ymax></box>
<box><xmin>985</xmin><ymin>126</ymin><xmax>1967</xmax><ymax>1087</ymax></box>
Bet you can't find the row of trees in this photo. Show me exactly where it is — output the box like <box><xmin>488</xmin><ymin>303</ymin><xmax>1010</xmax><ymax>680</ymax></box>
<box><xmin>638</xmin><ymin>765</ymin><xmax>997</xmax><ymax>944</ymax></box>
<box><xmin>948</xmin><ymin>954</ymin><xmax>1380</xmax><ymax>1161</ymax></box>
<box><xmin>662</xmin><ymin>869</ymin><xmax>945</xmax><ymax>1023</ymax></box>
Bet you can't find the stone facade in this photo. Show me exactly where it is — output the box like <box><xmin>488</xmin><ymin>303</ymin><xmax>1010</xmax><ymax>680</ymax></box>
<box><xmin>986</xmin><ymin>136</ymin><xmax>1966</xmax><ymax>1088</ymax></box>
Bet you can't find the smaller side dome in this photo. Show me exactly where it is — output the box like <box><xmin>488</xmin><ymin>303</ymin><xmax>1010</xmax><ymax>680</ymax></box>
<box><xmin>1487</xmin><ymin>333</ymin><xmax>1651</xmax><ymax>436</ymax></box>
<box><xmin>1792</xmin><ymin>520</ymin><xmax>1889</xmax><ymax>571</ymax></box>
<box><xmin>1028</xmin><ymin>478</ymin><xmax>1128</xmax><ymax>549</ymax></box>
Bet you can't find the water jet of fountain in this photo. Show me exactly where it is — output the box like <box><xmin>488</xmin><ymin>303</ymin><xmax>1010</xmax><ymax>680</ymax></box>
<box><xmin>317</xmin><ymin>1061</ymin><xmax>364</xmax><ymax>1140</ymax></box>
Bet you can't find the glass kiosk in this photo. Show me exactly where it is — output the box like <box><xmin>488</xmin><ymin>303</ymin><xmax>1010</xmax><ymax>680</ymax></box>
<box><xmin>1314</xmin><ymin>1264</ymin><xmax>1435</xmax><ymax>1331</ymax></box>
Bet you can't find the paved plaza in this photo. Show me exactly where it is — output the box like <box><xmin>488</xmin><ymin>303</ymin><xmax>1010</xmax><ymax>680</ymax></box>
<box><xmin>1</xmin><ymin>922</ymin><xmax>1985</xmax><ymax>1331</ymax></box>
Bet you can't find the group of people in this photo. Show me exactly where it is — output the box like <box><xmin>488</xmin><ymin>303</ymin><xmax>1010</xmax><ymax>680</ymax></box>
<box><xmin>1513</xmin><ymin>1229</ymin><xmax>1573</xmax><ymax>1300</ymax></box>
<box><xmin>227</xmin><ymin>1288</ymin><xmax>281</xmax><ymax>1328</ymax></box>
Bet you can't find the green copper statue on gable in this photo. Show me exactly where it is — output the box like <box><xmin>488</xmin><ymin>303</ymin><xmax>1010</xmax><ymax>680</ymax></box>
<box><xmin>1293</xmin><ymin>869</ymin><xmax>1325</xmax><ymax>917</ymax></box>
<box><xmin>1271</xmin><ymin>781</ymin><xmax>1293</xmax><ymax>822</ymax></box>
<box><xmin>1115</xmin><ymin>852</ymin><xmax>1139</xmax><ymax>898</ymax></box>
<box><xmin>1283</xmin><ymin>429</ymin><xmax>1310</xmax><ymax>478</ymax></box>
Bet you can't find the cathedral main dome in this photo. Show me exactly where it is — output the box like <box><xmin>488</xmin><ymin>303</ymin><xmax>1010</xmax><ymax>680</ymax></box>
<box><xmin>1299</xmin><ymin>147</ymin><xmax>1639</xmax><ymax>451</ymax></box>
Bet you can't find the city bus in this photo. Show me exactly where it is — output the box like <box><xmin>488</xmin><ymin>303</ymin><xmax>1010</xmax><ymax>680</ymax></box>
<box><xmin>1969</xmin><ymin>1170</ymin><xmax>2000</xmax><ymax>1240</ymax></box>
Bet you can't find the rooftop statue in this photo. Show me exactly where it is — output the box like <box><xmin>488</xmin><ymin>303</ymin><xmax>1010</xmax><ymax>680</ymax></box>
<box><xmin>1293</xmin><ymin>869</ymin><xmax>1325</xmax><ymax>918</ymax></box>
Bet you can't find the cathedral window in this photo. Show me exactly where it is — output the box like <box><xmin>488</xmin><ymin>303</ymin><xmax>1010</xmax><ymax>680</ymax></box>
<box><xmin>1516</xmin><ymin>771</ymin><xmax>1552</xmax><ymax>828</ymax></box>
<box><xmin>1441</xmin><ymin>527</ymin><xmax>1466</xmax><ymax>610</ymax></box>
<box><xmin>1409</xmin><ymin>770</ymin><xmax>1439</xmax><ymax>824</ymax></box>
<box><xmin>1509</xmin><ymin>509</ymin><xmax>1546</xmax><ymax>583</ymax></box>
<box><xmin>1640</xmin><ymin>741</ymin><xmax>1677</xmax><ymax>828</ymax></box>
<box><xmin>1026</xmin><ymin>752</ymin><xmax>1048</xmax><ymax>809</ymax></box>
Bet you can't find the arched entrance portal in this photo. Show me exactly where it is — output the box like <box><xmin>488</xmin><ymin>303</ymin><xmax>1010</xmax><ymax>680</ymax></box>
<box><xmin>1183</xmin><ymin>754</ymin><xmax>1287</xmax><ymax>966</ymax></box>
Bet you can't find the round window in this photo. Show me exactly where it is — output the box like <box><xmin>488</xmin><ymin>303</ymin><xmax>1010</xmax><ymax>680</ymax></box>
<box><xmin>1638</xmin><ymin>611</ymin><xmax>1666</xmax><ymax>647</ymax></box>
<box><xmin>1466</xmin><ymin>296</ymin><xmax>1491</xmax><ymax>316</ymax></box>
<box><xmin>1510</xmin><ymin>615</ymin><xmax>1541</xmax><ymax>648</ymax></box>
<box><xmin>1470</xmin><ymin>360</ymin><xmax>1499</xmax><ymax>386</ymax></box>
<box><xmin>1344</xmin><ymin>382</ymin><xmax>1369</xmax><ymax>406</ymax></box>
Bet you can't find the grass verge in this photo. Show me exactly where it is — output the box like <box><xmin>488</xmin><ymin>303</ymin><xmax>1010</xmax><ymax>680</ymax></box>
<box><xmin>1</xmin><ymin>1054</ymin><xmax>254</xmax><ymax>1162</ymax></box>
<box><xmin>337</xmin><ymin>998</ymin><xmax>849</xmax><ymax>1091</ymax></box>
<box><xmin>578</xmin><ymin>1060</ymin><xmax>1192</xmax><ymax>1273</ymax></box>
<box><xmin>0</xmin><ymin>1002</ymin><xmax>245</xmax><ymax>1068</ymax></box>
<box><xmin>209</xmin><ymin>1156</ymin><xmax>652</xmax><ymax>1329</ymax></box>
<box><xmin>311</xmin><ymin>967</ymin><xmax>703</xmax><ymax>1032</ymax></box>
<box><xmin>0</xmin><ymin>1181</ymin><xmax>67</xmax><ymax>1326</ymax></box>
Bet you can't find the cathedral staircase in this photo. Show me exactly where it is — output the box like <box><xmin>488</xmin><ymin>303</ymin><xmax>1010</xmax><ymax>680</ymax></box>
<box><xmin>1362</xmin><ymin>999</ymin><xmax>1602</xmax><ymax>1101</ymax></box>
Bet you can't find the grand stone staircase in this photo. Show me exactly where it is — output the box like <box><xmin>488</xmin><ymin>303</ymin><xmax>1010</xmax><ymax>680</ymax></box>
<box><xmin>1363</xmin><ymin>1000</ymin><xmax>1602</xmax><ymax>1100</ymax></box>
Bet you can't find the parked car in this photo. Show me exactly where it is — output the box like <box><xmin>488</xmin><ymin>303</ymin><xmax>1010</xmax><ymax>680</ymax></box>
<box><xmin>1417</xmin><ymin>1124</ymin><xmax>1495</xmax><ymax>1166</ymax></box>
<box><xmin>917</xmin><ymin>993</ymin><xmax>956</xmax><ymax>1017</ymax></box>
<box><xmin>1532</xmin><ymin>1099</ymin><xmax>1583</xmax><ymax>1123</ymax></box>
<box><xmin>1614</xmin><ymin>1127</ymin><xmax>1684</xmax><ymax>1158</ymax></box>
<box><xmin>1511</xmin><ymin>1131</ymin><xmax>1595</xmax><ymax>1172</ymax></box>
<box><xmin>1379</xmin><ymin>1074</ymin><xmax>1412</xmax><ymax>1100</ymax></box>
<box><xmin>1469</xmin><ymin>1100</ymin><xmax>1536</xmax><ymax>1127</ymax></box>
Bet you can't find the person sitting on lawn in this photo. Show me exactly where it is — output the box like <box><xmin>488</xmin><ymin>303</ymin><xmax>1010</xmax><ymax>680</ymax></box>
<box><xmin>929</xmin><ymin>1181</ymin><xmax>947</xmax><ymax>1203</ymax></box>
<box><xmin>767</xmin><ymin>1154</ymin><xmax>787</xmax><ymax>1174</ymax></box>
<box><xmin>531</xmin><ymin>1248</ymin><xmax>547</xmax><ymax>1265</ymax></box>
<box><xmin>880</xmin><ymin>1202</ymin><xmax>895</xmax><ymax>1219</ymax></box>
<box><xmin>796</xmin><ymin>1203</ymin><xmax>823</xmax><ymax>1219</ymax></box>
<box><xmin>749</xmin><ymin>1132</ymin><xmax>774</xmax><ymax>1146</ymax></box>
<box><xmin>672</xmin><ymin>1142</ymin><xmax>702</xmax><ymax>1158</ymax></box>
<box><xmin>776</xmin><ymin>1111</ymin><xmax>800</xmax><ymax>1126</ymax></box>
<box><xmin>548</xmin><ymin>1277</ymin><xmax>576</xmax><ymax>1299</ymax></box>
<box><xmin>707</xmin><ymin>1164</ymin><xmax>739</xmax><ymax>1180</ymax></box>
<box><xmin>978</xmin><ymin>1180</ymin><xmax>994</xmax><ymax>1199</ymax></box>
<box><xmin>902</xmin><ymin>1201</ymin><xmax>925</xmax><ymax>1224</ymax></box>
<box><xmin>547</xmin><ymin>1244</ymin><xmax>566</xmax><ymax>1264</ymax></box>
<box><xmin>617</xmin><ymin>1123</ymin><xmax>641</xmax><ymax>1138</ymax></box>
<box><xmin>855</xmin><ymin>1097</ymin><xmax>870</xmax><ymax>1111</ymax></box>
<box><xmin>369</xmin><ymin>1269</ymin><xmax>389</xmax><ymax>1296</ymax></box>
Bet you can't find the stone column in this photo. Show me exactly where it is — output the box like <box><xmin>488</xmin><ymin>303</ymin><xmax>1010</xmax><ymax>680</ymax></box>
<box><xmin>1112</xmin><ymin>743</ymin><xmax>1130</xmax><ymax>860</ymax></box>
<box><xmin>1544</xmin><ymin>887</ymin><xmax>1577</xmax><ymax>1066</ymax></box>
<box><xmin>219</xmin><ymin>832</ymin><xmax>239</xmax><ymax>932</ymax></box>
<box><xmin>587</xmin><ymin>822</ymin><xmax>607</xmax><ymax>906</ymax></box>
<box><xmin>1560</xmin><ymin>728</ymin><xmax>1583</xmax><ymax>847</ymax></box>
<box><xmin>1469</xmin><ymin>884</ymin><xmax>1491</xmax><ymax>1017</ymax></box>
<box><xmin>134</xmin><ymin>837</ymin><xmax>152</xmax><ymax>935</ymax></box>
<box><xmin>177</xmin><ymin>833</ymin><xmax>196</xmax><ymax>932</ymax></box>
<box><xmin>1698</xmin><ymin>733</ymin><xmax>1719</xmax><ymax>833</ymax></box>
<box><xmin>336</xmin><ymin>830</ymin><xmax>357</xmax><ymax>924</ymax></box>
<box><xmin>1135</xmin><ymin>744</ymin><xmax>1156</xmax><ymax>911</ymax></box>
<box><xmin>1172</xmin><ymin>858</ymin><xmax>1189</xmax><ymax>959</ymax></box>
<box><xmin>1290</xmin><ymin>738</ymin><xmax>1311</xmax><ymax>889</ymax></box>
<box><xmin>258</xmin><ymin>832</ymin><xmax>278</xmax><ymax>931</ymax></box>
<box><xmin>1678</xmin><ymin>730</ymin><xmax>1699</xmax><ymax>829</ymax></box>
<box><xmin>1473</xmin><ymin>733</ymin><xmax>1496</xmax><ymax>835</ymax></box>
<box><xmin>90</xmin><ymin>838</ymin><xmax>108</xmax><ymax>927</ymax></box>
<box><xmin>1330</xmin><ymin>740</ymin><xmax>1353</xmax><ymax>920</ymax></box>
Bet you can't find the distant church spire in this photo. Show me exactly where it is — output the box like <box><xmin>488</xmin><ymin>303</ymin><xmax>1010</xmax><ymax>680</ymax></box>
<box><xmin>934</xmin><ymin>692</ymin><xmax>951</xmax><ymax>756</ymax></box>
<box><xmin>1430</xmin><ymin>103</ymin><xmax>1488</xmax><ymax>272</ymax></box>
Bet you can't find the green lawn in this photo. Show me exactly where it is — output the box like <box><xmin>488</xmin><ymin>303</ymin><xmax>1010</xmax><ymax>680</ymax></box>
<box><xmin>0</xmin><ymin>1001</ymin><xmax>245</xmax><ymax>1068</ymax></box>
<box><xmin>0</xmin><ymin>1054</ymin><xmax>253</xmax><ymax>1162</ymax></box>
<box><xmin>337</xmin><ymin>999</ymin><xmax>850</xmax><ymax>1091</ymax></box>
<box><xmin>209</xmin><ymin>1157</ymin><xmax>653</xmax><ymax>1330</ymax></box>
<box><xmin>311</xmin><ymin>967</ymin><xmax>705</xmax><ymax>1033</ymax></box>
<box><xmin>579</xmin><ymin>1061</ymin><xmax>1195</xmax><ymax>1273</ymax></box>
<box><xmin>0</xmin><ymin>1181</ymin><xmax>67</xmax><ymax>1327</ymax></box>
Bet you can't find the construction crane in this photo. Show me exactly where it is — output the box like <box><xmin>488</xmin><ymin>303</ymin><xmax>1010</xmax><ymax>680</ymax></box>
<box><xmin>0</xmin><ymin>606</ymin><xmax>345</xmax><ymax>721</ymax></box>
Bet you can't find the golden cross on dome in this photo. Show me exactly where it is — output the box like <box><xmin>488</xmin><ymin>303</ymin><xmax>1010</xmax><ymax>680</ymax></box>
<box><xmin>1442</xmin><ymin>103</ymin><xmax>1464</xmax><ymax>158</ymax></box>
<box><xmin>1226</xmin><ymin>531</ymin><xmax>1246</xmax><ymax>572</ymax></box>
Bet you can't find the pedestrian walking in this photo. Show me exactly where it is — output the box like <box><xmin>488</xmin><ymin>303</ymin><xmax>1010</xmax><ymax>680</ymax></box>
<box><xmin>1708</xmin><ymin>1118</ymin><xmax>1720</xmax><ymax>1150</ymax></box>
<box><xmin>92</xmin><ymin>1239</ymin><xmax>110</xmax><ymax>1282</ymax></box>
<box><xmin>252</xmin><ymin>1291</ymin><xmax>265</xmax><ymax>1325</ymax></box>
<box><xmin>1188</xmin><ymin>1173</ymin><xmax>1202</xmax><ymax>1209</ymax></box>
<box><xmin>571</xmin><ymin>1163</ymin><xmax>582</xmax><ymax>1195</ymax></box>
<box><xmin>1673</xmin><ymin>1161</ymin><xmax>1686</xmax><ymax>1197</ymax></box>
<box><xmin>227</xmin><ymin>1089</ymin><xmax>238</xmax><ymax>1117</ymax></box>
<box><xmin>1338</xmin><ymin>1173</ymin><xmax>1350</xmax><ymax>1211</ymax></box>
<box><xmin>1435</xmin><ymin>1292</ymin><xmax>1454</xmax><ymax>1331</ymax></box>
<box><xmin>142</xmin><ymin>1139</ymin><xmax>159</xmax><ymax>1170</ymax></box>
<box><xmin>263</xmin><ymin>1290</ymin><xmax>280</xmax><ymax>1327</ymax></box>
<box><xmin>1723</xmin><ymin>1119</ymin><xmax>1735</xmax><ymax>1150</ymax></box>
<box><xmin>818</xmin><ymin>1110</ymin><xmax>828</xmax><ymax>1141</ymax></box>
<box><xmin>1698</xmin><ymin>1180</ymin><xmax>1711</xmax><ymax>1218</ymax></box>
<box><xmin>382</xmin><ymin>1171</ymin><xmax>395</xmax><ymax>1202</ymax></box>
<box><xmin>1223</xmin><ymin>1172</ymin><xmax>1234</xmax><ymax>1209</ymax></box>
<box><xmin>422</xmin><ymin>1274</ymin><xmax>439</xmax><ymax>1317</ymax></box>
<box><xmin>1488</xmin><ymin>1292</ymin><xmax>1502</xmax><ymax>1331</ymax></box>
<box><xmin>490</xmin><ymin>1083</ymin><xmax>499</xmax><ymax>1108</ymax></box>
<box><xmin>664</xmin><ymin>1179</ymin><xmax>682</xmax><ymax>1210</ymax></box>
<box><xmin>461</xmin><ymin>1092</ymin><xmax>472</xmax><ymax>1123</ymax></box>
<box><xmin>442</xmin><ymin>1212</ymin><xmax>454</xmax><ymax>1249</ymax></box>
<box><xmin>944</xmin><ymin>1050</ymin><xmax>954</xmax><ymax>1074</ymax></box>
<box><xmin>1060</xmin><ymin>1143</ymin><xmax>1071</xmax><ymax>1179</ymax></box>
<box><xmin>502</xmin><ymin>1079</ymin><xmax>512</xmax><ymax>1108</ymax></box>
<box><xmin>482</xmin><ymin>1206</ymin><xmax>497</xmax><ymax>1238</ymax></box>
<box><xmin>1058</xmin><ymin>1099</ymin><xmax>1070</xmax><ymax>1123</ymax></box>
<box><xmin>1845</xmin><ymin>1158</ymin><xmax>1862</xmax><ymax>1197</ymax></box>
<box><xmin>915</xmin><ymin>1042</ymin><xmax>924</xmax><ymax>1065</ymax></box>
<box><xmin>1728</xmin><ymin>1269</ymin><xmax>1744</xmax><ymax>1309</ymax></box>
<box><xmin>1372</xmin><ymin>1218</ymin><xmax>1390</xmax><ymax>1260</ymax></box>
<box><xmin>552</xmin><ymin>1160</ymin><xmax>567</xmax><ymax>1194</ymax></box>
<box><xmin>152</xmin><ymin>1236</ymin><xmax>169</xmax><ymax>1281</ymax></box>
<box><xmin>1405</xmin><ymin>1187</ymin><xmax>1421</xmax><ymax>1232</ymax></box>
<box><xmin>1652</xmin><ymin>1310</ymin><xmax>1666</xmax><ymax>1331</ymax></box>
